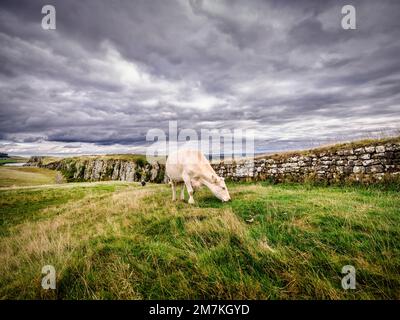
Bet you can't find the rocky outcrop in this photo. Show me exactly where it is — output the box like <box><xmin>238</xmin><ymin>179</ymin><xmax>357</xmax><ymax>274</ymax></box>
<box><xmin>25</xmin><ymin>156</ymin><xmax>45</xmax><ymax>166</ymax></box>
<box><xmin>27</xmin><ymin>157</ymin><xmax>165</xmax><ymax>183</ymax></box>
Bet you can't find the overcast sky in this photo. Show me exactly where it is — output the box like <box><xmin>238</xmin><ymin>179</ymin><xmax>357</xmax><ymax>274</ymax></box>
<box><xmin>0</xmin><ymin>0</ymin><xmax>400</xmax><ymax>156</ymax></box>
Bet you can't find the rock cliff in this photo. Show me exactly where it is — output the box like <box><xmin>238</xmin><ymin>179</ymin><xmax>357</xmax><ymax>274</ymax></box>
<box><xmin>26</xmin><ymin>156</ymin><xmax>165</xmax><ymax>183</ymax></box>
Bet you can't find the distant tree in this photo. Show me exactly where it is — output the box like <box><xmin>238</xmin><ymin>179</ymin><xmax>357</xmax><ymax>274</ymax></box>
<box><xmin>0</xmin><ymin>153</ymin><xmax>9</xmax><ymax>158</ymax></box>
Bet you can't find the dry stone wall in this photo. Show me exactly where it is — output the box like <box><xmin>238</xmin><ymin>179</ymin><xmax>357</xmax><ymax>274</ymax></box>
<box><xmin>212</xmin><ymin>142</ymin><xmax>400</xmax><ymax>184</ymax></box>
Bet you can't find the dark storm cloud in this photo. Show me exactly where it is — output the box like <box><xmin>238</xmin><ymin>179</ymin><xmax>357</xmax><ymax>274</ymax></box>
<box><xmin>0</xmin><ymin>0</ymin><xmax>399</xmax><ymax>155</ymax></box>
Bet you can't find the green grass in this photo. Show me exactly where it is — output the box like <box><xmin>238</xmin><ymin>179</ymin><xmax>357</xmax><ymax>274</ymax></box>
<box><xmin>0</xmin><ymin>159</ymin><xmax>19</xmax><ymax>165</ymax></box>
<box><xmin>0</xmin><ymin>156</ymin><xmax>28</xmax><ymax>166</ymax></box>
<box><xmin>0</xmin><ymin>167</ymin><xmax>62</xmax><ymax>187</ymax></box>
<box><xmin>0</xmin><ymin>180</ymin><xmax>399</xmax><ymax>299</ymax></box>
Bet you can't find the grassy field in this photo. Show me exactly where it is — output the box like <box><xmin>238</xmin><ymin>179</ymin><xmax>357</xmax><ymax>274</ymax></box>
<box><xmin>0</xmin><ymin>177</ymin><xmax>399</xmax><ymax>299</ymax></box>
<box><xmin>0</xmin><ymin>156</ymin><xmax>28</xmax><ymax>166</ymax></box>
<box><xmin>0</xmin><ymin>167</ymin><xmax>62</xmax><ymax>188</ymax></box>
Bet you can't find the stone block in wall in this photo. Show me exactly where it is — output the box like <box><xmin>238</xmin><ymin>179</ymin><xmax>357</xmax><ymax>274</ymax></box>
<box><xmin>354</xmin><ymin>148</ymin><xmax>365</xmax><ymax>155</ymax></box>
<box><xmin>365</xmin><ymin>165</ymin><xmax>384</xmax><ymax>173</ymax></box>
<box><xmin>336</xmin><ymin>166</ymin><xmax>344</xmax><ymax>173</ymax></box>
<box><xmin>282</xmin><ymin>162</ymin><xmax>297</xmax><ymax>168</ymax></box>
<box><xmin>343</xmin><ymin>149</ymin><xmax>354</xmax><ymax>156</ymax></box>
<box><xmin>365</xmin><ymin>146</ymin><xmax>375</xmax><ymax>153</ymax></box>
<box><xmin>372</xmin><ymin>152</ymin><xmax>386</xmax><ymax>159</ymax></box>
<box><xmin>385</xmin><ymin>144</ymin><xmax>399</xmax><ymax>152</ymax></box>
<box><xmin>303</xmin><ymin>167</ymin><xmax>313</xmax><ymax>173</ymax></box>
<box><xmin>359</xmin><ymin>154</ymin><xmax>371</xmax><ymax>160</ymax></box>
<box><xmin>344</xmin><ymin>166</ymin><xmax>354</xmax><ymax>174</ymax></box>
<box><xmin>336</xmin><ymin>150</ymin><xmax>344</xmax><ymax>156</ymax></box>
<box><xmin>376</xmin><ymin>146</ymin><xmax>385</xmax><ymax>153</ymax></box>
<box><xmin>353</xmin><ymin>166</ymin><xmax>365</xmax><ymax>174</ymax></box>
<box><xmin>364</xmin><ymin>159</ymin><xmax>380</xmax><ymax>166</ymax></box>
